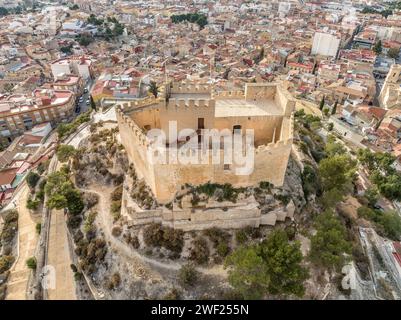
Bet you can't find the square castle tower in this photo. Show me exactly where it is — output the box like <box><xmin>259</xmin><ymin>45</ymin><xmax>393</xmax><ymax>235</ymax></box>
<box><xmin>116</xmin><ymin>81</ymin><xmax>295</xmax><ymax>203</ymax></box>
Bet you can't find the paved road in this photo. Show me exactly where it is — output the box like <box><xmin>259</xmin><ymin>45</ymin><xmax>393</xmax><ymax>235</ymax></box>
<box><xmin>75</xmin><ymin>79</ymin><xmax>93</xmax><ymax>115</ymax></box>
<box><xmin>5</xmin><ymin>185</ymin><xmax>40</xmax><ymax>300</ymax></box>
<box><xmin>46</xmin><ymin>207</ymin><xmax>77</xmax><ymax>300</ymax></box>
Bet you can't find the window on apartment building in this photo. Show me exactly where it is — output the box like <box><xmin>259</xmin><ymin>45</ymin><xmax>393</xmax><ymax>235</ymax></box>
<box><xmin>34</xmin><ymin>112</ymin><xmax>41</xmax><ymax>122</ymax></box>
<box><xmin>224</xmin><ymin>164</ymin><xmax>230</xmax><ymax>171</ymax></box>
<box><xmin>7</xmin><ymin>118</ymin><xmax>15</xmax><ymax>128</ymax></box>
<box><xmin>43</xmin><ymin>111</ymin><xmax>50</xmax><ymax>121</ymax></box>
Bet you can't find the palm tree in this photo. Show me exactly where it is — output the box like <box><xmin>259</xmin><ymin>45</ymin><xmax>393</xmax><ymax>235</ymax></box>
<box><xmin>148</xmin><ymin>81</ymin><xmax>159</xmax><ymax>98</ymax></box>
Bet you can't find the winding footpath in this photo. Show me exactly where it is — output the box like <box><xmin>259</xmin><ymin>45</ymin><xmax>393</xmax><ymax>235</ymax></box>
<box><xmin>81</xmin><ymin>186</ymin><xmax>227</xmax><ymax>278</ymax></box>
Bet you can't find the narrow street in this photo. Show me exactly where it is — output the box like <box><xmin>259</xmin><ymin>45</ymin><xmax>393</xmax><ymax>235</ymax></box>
<box><xmin>6</xmin><ymin>184</ymin><xmax>40</xmax><ymax>300</ymax></box>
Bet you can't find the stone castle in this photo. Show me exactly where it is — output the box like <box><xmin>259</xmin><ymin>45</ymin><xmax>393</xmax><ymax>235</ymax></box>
<box><xmin>116</xmin><ymin>81</ymin><xmax>296</xmax><ymax>230</ymax></box>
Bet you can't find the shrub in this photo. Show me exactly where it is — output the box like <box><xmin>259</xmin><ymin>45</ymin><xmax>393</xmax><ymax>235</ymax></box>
<box><xmin>112</xmin><ymin>226</ymin><xmax>122</xmax><ymax>237</ymax></box>
<box><xmin>0</xmin><ymin>255</ymin><xmax>15</xmax><ymax>273</ymax></box>
<box><xmin>36</xmin><ymin>190</ymin><xmax>45</xmax><ymax>203</ymax></box>
<box><xmin>189</xmin><ymin>237</ymin><xmax>210</xmax><ymax>265</ymax></box>
<box><xmin>225</xmin><ymin>230</ymin><xmax>309</xmax><ymax>299</ymax></box>
<box><xmin>163</xmin><ymin>288</ymin><xmax>181</xmax><ymax>300</ymax></box>
<box><xmin>274</xmin><ymin>193</ymin><xmax>290</xmax><ymax>205</ymax></box>
<box><xmin>243</xmin><ymin>226</ymin><xmax>261</xmax><ymax>239</ymax></box>
<box><xmin>83</xmin><ymin>211</ymin><xmax>97</xmax><ymax>233</ymax></box>
<box><xmin>309</xmin><ymin>210</ymin><xmax>352</xmax><ymax>270</ymax></box>
<box><xmin>203</xmin><ymin>227</ymin><xmax>231</xmax><ymax>247</ymax></box>
<box><xmin>26</xmin><ymin>172</ymin><xmax>40</xmax><ymax>189</ymax></box>
<box><xmin>26</xmin><ymin>197</ymin><xmax>40</xmax><ymax>210</ymax></box>
<box><xmin>37</xmin><ymin>161</ymin><xmax>49</xmax><ymax>175</ymax></box>
<box><xmin>70</xmin><ymin>264</ymin><xmax>78</xmax><ymax>273</ymax></box>
<box><xmin>111</xmin><ymin>186</ymin><xmax>123</xmax><ymax>201</ymax></box>
<box><xmin>259</xmin><ymin>181</ymin><xmax>272</xmax><ymax>190</ymax></box>
<box><xmin>0</xmin><ymin>284</ymin><xmax>6</xmax><ymax>300</ymax></box>
<box><xmin>36</xmin><ymin>223</ymin><xmax>41</xmax><ymax>235</ymax></box>
<box><xmin>74</xmin><ymin>272</ymin><xmax>83</xmax><ymax>281</ymax></box>
<box><xmin>3</xmin><ymin>210</ymin><xmax>18</xmax><ymax>224</ymax></box>
<box><xmin>26</xmin><ymin>257</ymin><xmax>37</xmax><ymax>270</ymax></box>
<box><xmin>1</xmin><ymin>210</ymin><xmax>18</xmax><ymax>245</ymax></box>
<box><xmin>235</xmin><ymin>229</ymin><xmax>248</xmax><ymax>245</ymax></box>
<box><xmin>83</xmin><ymin>193</ymin><xmax>99</xmax><ymax>209</ymax></box>
<box><xmin>56</xmin><ymin>145</ymin><xmax>76</xmax><ymax>163</ymax></box>
<box><xmin>358</xmin><ymin>206</ymin><xmax>401</xmax><ymax>240</ymax></box>
<box><xmin>216</xmin><ymin>242</ymin><xmax>230</xmax><ymax>257</ymax></box>
<box><xmin>162</xmin><ymin>227</ymin><xmax>184</xmax><ymax>253</ymax></box>
<box><xmin>130</xmin><ymin>235</ymin><xmax>140</xmax><ymax>249</ymax></box>
<box><xmin>285</xmin><ymin>225</ymin><xmax>297</xmax><ymax>241</ymax></box>
<box><xmin>143</xmin><ymin>224</ymin><xmax>184</xmax><ymax>254</ymax></box>
<box><xmin>377</xmin><ymin>211</ymin><xmax>401</xmax><ymax>240</ymax></box>
<box><xmin>110</xmin><ymin>200</ymin><xmax>121</xmax><ymax>219</ymax></box>
<box><xmin>178</xmin><ymin>263</ymin><xmax>199</xmax><ymax>287</ymax></box>
<box><xmin>143</xmin><ymin>223</ymin><xmax>164</xmax><ymax>247</ymax></box>
<box><xmin>107</xmin><ymin>272</ymin><xmax>121</xmax><ymax>290</ymax></box>
<box><xmin>67</xmin><ymin>215</ymin><xmax>82</xmax><ymax>229</ymax></box>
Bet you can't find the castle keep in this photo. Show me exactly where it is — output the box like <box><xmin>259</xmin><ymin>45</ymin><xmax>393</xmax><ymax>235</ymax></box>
<box><xmin>117</xmin><ymin>81</ymin><xmax>295</xmax><ymax>205</ymax></box>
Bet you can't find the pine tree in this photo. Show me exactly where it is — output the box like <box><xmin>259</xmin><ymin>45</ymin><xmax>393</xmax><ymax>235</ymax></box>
<box><xmin>373</xmin><ymin>40</ymin><xmax>382</xmax><ymax>55</ymax></box>
<box><xmin>331</xmin><ymin>100</ymin><xmax>338</xmax><ymax>115</ymax></box>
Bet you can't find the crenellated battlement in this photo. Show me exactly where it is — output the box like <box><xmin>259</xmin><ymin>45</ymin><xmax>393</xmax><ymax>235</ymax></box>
<box><xmin>212</xmin><ymin>90</ymin><xmax>245</xmax><ymax>100</ymax></box>
<box><xmin>254</xmin><ymin>138</ymin><xmax>293</xmax><ymax>154</ymax></box>
<box><xmin>167</xmin><ymin>98</ymin><xmax>216</xmax><ymax>109</ymax></box>
<box><xmin>254</xmin><ymin>112</ymin><xmax>294</xmax><ymax>154</ymax></box>
<box><xmin>116</xmin><ymin>107</ymin><xmax>151</xmax><ymax>147</ymax></box>
<box><xmin>171</xmin><ymin>82</ymin><xmax>211</xmax><ymax>94</ymax></box>
<box><xmin>117</xmin><ymin>96</ymin><xmax>159</xmax><ymax>113</ymax></box>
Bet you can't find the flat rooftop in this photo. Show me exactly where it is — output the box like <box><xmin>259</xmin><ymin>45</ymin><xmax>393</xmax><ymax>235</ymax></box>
<box><xmin>215</xmin><ymin>99</ymin><xmax>283</xmax><ymax>117</ymax></box>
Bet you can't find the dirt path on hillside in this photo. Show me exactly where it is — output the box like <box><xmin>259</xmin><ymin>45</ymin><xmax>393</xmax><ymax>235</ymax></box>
<box><xmin>79</xmin><ymin>185</ymin><xmax>227</xmax><ymax>278</ymax></box>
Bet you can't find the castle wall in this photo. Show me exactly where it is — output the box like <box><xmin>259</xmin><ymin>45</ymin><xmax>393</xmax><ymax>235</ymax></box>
<box><xmin>122</xmin><ymin>183</ymin><xmax>296</xmax><ymax>231</ymax></box>
<box><xmin>151</xmin><ymin>136</ymin><xmax>293</xmax><ymax>203</ymax></box>
<box><xmin>160</xmin><ymin>99</ymin><xmax>216</xmax><ymax>142</ymax></box>
<box><xmin>116</xmin><ymin>107</ymin><xmax>157</xmax><ymax>194</ymax></box>
<box><xmin>130</xmin><ymin>107</ymin><xmax>161</xmax><ymax>130</ymax></box>
<box><xmin>274</xmin><ymin>84</ymin><xmax>295</xmax><ymax>116</ymax></box>
<box><xmin>214</xmin><ymin>115</ymin><xmax>283</xmax><ymax>145</ymax></box>
<box><xmin>244</xmin><ymin>83</ymin><xmax>276</xmax><ymax>100</ymax></box>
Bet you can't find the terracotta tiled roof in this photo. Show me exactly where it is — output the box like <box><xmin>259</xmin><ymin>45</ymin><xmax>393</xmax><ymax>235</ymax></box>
<box><xmin>0</xmin><ymin>167</ymin><xmax>18</xmax><ymax>186</ymax></box>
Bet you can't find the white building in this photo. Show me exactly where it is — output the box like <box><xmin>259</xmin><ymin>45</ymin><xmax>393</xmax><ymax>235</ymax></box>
<box><xmin>50</xmin><ymin>57</ymin><xmax>93</xmax><ymax>80</ymax></box>
<box><xmin>311</xmin><ymin>32</ymin><xmax>341</xmax><ymax>57</ymax></box>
